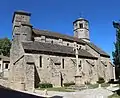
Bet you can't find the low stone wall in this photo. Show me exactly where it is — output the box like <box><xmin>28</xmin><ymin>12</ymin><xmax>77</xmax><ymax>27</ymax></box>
<box><xmin>0</xmin><ymin>78</ymin><xmax>9</xmax><ymax>88</ymax></box>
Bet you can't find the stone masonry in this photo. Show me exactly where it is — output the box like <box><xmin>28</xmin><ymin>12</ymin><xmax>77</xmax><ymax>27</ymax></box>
<box><xmin>8</xmin><ymin>10</ymin><xmax>114</xmax><ymax>91</ymax></box>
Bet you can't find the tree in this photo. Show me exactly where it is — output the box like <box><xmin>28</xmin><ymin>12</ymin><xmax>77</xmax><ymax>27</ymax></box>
<box><xmin>113</xmin><ymin>21</ymin><xmax>120</xmax><ymax>79</ymax></box>
<box><xmin>0</xmin><ymin>38</ymin><xmax>11</xmax><ymax>57</ymax></box>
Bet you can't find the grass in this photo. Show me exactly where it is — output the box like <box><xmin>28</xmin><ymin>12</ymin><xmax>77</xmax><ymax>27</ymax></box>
<box><xmin>87</xmin><ymin>83</ymin><xmax>110</xmax><ymax>89</ymax></box>
<box><xmin>87</xmin><ymin>84</ymin><xmax>99</xmax><ymax>89</ymax></box>
<box><xmin>101</xmin><ymin>83</ymin><xmax>110</xmax><ymax>87</ymax></box>
<box><xmin>37</xmin><ymin>87</ymin><xmax>75</xmax><ymax>92</ymax></box>
<box><xmin>37</xmin><ymin>83</ymin><xmax>111</xmax><ymax>92</ymax></box>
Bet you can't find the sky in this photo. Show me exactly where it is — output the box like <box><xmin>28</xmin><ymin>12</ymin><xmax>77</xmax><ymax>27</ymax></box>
<box><xmin>0</xmin><ymin>0</ymin><xmax>120</xmax><ymax>60</ymax></box>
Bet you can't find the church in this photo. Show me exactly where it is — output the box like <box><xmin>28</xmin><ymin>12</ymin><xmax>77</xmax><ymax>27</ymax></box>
<box><xmin>9</xmin><ymin>10</ymin><xmax>114</xmax><ymax>91</ymax></box>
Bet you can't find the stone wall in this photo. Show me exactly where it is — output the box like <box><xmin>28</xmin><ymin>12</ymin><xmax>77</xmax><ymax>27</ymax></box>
<box><xmin>0</xmin><ymin>60</ymin><xmax>2</xmax><ymax>72</ymax></box>
<box><xmin>34</xmin><ymin>36</ymin><xmax>85</xmax><ymax>49</ymax></box>
<box><xmin>26</xmin><ymin>53</ymin><xmax>99</xmax><ymax>87</ymax></box>
<box><xmin>83</xmin><ymin>59</ymin><xmax>98</xmax><ymax>84</ymax></box>
<box><xmin>0</xmin><ymin>78</ymin><xmax>9</xmax><ymax>88</ymax></box>
<box><xmin>25</xmin><ymin>63</ymin><xmax>34</xmax><ymax>91</ymax></box>
<box><xmin>85</xmin><ymin>44</ymin><xmax>114</xmax><ymax>82</ymax></box>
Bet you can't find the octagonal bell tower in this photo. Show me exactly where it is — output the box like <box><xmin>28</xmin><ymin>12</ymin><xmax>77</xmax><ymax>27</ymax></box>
<box><xmin>73</xmin><ymin>18</ymin><xmax>90</xmax><ymax>42</ymax></box>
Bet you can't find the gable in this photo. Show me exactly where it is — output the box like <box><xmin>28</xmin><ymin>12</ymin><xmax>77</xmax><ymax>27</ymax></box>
<box><xmin>86</xmin><ymin>42</ymin><xmax>110</xmax><ymax>58</ymax></box>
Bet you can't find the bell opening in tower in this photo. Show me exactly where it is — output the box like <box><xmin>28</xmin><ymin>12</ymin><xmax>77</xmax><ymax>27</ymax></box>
<box><xmin>79</xmin><ymin>23</ymin><xmax>83</xmax><ymax>28</ymax></box>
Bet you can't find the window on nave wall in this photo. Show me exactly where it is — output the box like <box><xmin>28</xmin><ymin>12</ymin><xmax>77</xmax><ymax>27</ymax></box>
<box><xmin>79</xmin><ymin>60</ymin><xmax>82</xmax><ymax>68</ymax></box>
<box><xmin>39</xmin><ymin>56</ymin><xmax>42</xmax><ymax>68</ymax></box>
<box><xmin>62</xmin><ymin>58</ymin><xmax>64</xmax><ymax>69</ymax></box>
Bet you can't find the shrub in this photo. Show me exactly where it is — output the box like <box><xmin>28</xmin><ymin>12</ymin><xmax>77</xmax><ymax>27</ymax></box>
<box><xmin>85</xmin><ymin>81</ymin><xmax>90</xmax><ymax>85</ymax></box>
<box><xmin>97</xmin><ymin>77</ymin><xmax>105</xmax><ymax>84</ymax></box>
<box><xmin>88</xmin><ymin>84</ymin><xmax>99</xmax><ymax>89</ymax></box>
<box><xmin>38</xmin><ymin>83</ymin><xmax>53</xmax><ymax>88</ymax></box>
<box><xmin>101</xmin><ymin>83</ymin><xmax>110</xmax><ymax>87</ymax></box>
<box><xmin>108</xmin><ymin>79</ymin><xmax>114</xmax><ymax>84</ymax></box>
<box><xmin>63</xmin><ymin>82</ymin><xmax>75</xmax><ymax>87</ymax></box>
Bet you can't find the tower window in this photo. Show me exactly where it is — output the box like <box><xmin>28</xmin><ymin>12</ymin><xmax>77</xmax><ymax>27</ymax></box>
<box><xmin>5</xmin><ymin>64</ymin><xmax>8</xmax><ymax>69</ymax></box>
<box><xmin>79</xmin><ymin>23</ymin><xmax>83</xmax><ymax>28</ymax></box>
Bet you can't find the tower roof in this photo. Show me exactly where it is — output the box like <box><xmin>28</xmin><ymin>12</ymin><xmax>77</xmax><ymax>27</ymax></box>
<box><xmin>73</xmin><ymin>18</ymin><xmax>89</xmax><ymax>24</ymax></box>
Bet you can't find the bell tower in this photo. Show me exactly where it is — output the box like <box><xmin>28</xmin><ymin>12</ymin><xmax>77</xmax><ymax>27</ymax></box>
<box><xmin>73</xmin><ymin>18</ymin><xmax>90</xmax><ymax>42</ymax></box>
<box><xmin>12</xmin><ymin>10</ymin><xmax>32</xmax><ymax>41</ymax></box>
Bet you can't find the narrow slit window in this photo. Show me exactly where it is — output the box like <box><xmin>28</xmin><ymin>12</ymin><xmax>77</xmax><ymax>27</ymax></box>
<box><xmin>62</xmin><ymin>58</ymin><xmax>64</xmax><ymax>69</ymax></box>
<box><xmin>79</xmin><ymin>60</ymin><xmax>82</xmax><ymax>67</ymax></box>
<box><xmin>40</xmin><ymin>56</ymin><xmax>42</xmax><ymax>68</ymax></box>
<box><xmin>0</xmin><ymin>64</ymin><xmax>1</xmax><ymax>69</ymax></box>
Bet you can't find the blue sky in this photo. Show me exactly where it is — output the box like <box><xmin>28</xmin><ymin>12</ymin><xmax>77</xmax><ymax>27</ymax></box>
<box><xmin>0</xmin><ymin>0</ymin><xmax>120</xmax><ymax>60</ymax></box>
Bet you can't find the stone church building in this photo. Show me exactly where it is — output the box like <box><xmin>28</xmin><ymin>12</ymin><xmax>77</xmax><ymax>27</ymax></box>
<box><xmin>9</xmin><ymin>11</ymin><xmax>114</xmax><ymax>91</ymax></box>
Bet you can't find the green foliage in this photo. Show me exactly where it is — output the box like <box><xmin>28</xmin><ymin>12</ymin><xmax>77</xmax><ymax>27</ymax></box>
<box><xmin>113</xmin><ymin>21</ymin><xmax>120</xmax><ymax>65</ymax></box>
<box><xmin>113</xmin><ymin>21</ymin><xmax>120</xmax><ymax>79</ymax></box>
<box><xmin>97</xmin><ymin>77</ymin><xmax>105</xmax><ymax>84</ymax></box>
<box><xmin>108</xmin><ymin>79</ymin><xmax>114</xmax><ymax>84</ymax></box>
<box><xmin>101</xmin><ymin>83</ymin><xmax>110</xmax><ymax>87</ymax></box>
<box><xmin>0</xmin><ymin>38</ymin><xmax>11</xmax><ymax>56</ymax></box>
<box><xmin>87</xmin><ymin>84</ymin><xmax>99</xmax><ymax>89</ymax></box>
<box><xmin>38</xmin><ymin>83</ymin><xmax>53</xmax><ymax>88</ymax></box>
<box><xmin>85</xmin><ymin>81</ymin><xmax>90</xmax><ymax>85</ymax></box>
<box><xmin>63</xmin><ymin>82</ymin><xmax>75</xmax><ymax>87</ymax></box>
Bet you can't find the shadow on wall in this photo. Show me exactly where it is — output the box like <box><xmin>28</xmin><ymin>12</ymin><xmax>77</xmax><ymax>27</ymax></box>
<box><xmin>115</xmin><ymin>89</ymin><xmax>120</xmax><ymax>96</ymax></box>
<box><xmin>34</xmin><ymin>66</ymin><xmax>41</xmax><ymax>88</ymax></box>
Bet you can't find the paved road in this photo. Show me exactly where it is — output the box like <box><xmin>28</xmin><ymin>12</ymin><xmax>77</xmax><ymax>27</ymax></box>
<box><xmin>0</xmin><ymin>86</ymin><xmax>45</xmax><ymax>98</ymax></box>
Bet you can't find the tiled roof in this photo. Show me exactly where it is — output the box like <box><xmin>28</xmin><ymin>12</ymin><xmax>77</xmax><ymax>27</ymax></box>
<box><xmin>33</xmin><ymin>29</ymin><xmax>85</xmax><ymax>45</ymax></box>
<box><xmin>32</xmin><ymin>28</ymin><xmax>110</xmax><ymax>57</ymax></box>
<box><xmin>22</xmin><ymin>41</ymin><xmax>97</xmax><ymax>59</ymax></box>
